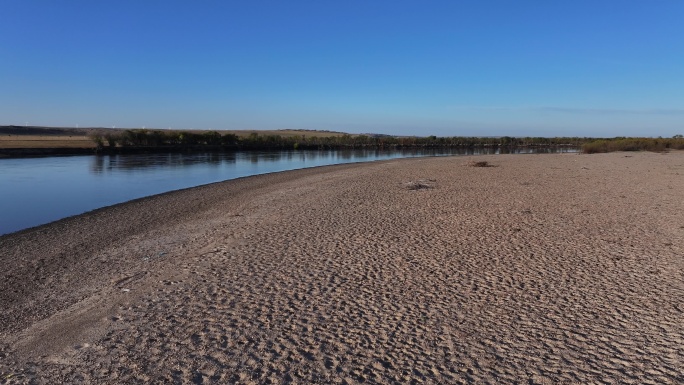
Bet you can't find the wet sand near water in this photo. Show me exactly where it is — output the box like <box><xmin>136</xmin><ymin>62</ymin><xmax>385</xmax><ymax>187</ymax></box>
<box><xmin>1</xmin><ymin>151</ymin><xmax>683</xmax><ymax>384</ymax></box>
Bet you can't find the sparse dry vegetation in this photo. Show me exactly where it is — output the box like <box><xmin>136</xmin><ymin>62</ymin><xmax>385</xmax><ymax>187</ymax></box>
<box><xmin>582</xmin><ymin>137</ymin><xmax>684</xmax><ymax>154</ymax></box>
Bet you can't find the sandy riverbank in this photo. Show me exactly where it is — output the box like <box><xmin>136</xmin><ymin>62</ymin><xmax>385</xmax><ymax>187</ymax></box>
<box><xmin>1</xmin><ymin>152</ymin><xmax>683</xmax><ymax>384</ymax></box>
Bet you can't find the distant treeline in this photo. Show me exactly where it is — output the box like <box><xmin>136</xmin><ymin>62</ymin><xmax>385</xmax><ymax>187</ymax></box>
<box><xmin>90</xmin><ymin>129</ymin><xmax>684</xmax><ymax>154</ymax></box>
<box><xmin>91</xmin><ymin>130</ymin><xmax>586</xmax><ymax>152</ymax></box>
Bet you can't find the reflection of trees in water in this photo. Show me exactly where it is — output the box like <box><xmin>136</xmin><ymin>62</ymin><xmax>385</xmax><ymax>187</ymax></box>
<box><xmin>91</xmin><ymin>156</ymin><xmax>106</xmax><ymax>174</ymax></box>
<box><xmin>90</xmin><ymin>152</ymin><xmax>236</xmax><ymax>173</ymax></box>
<box><xmin>497</xmin><ymin>146</ymin><xmax>577</xmax><ymax>154</ymax></box>
<box><xmin>90</xmin><ymin>147</ymin><xmax>579</xmax><ymax>174</ymax></box>
<box><xmin>243</xmin><ymin>151</ymin><xmax>291</xmax><ymax>164</ymax></box>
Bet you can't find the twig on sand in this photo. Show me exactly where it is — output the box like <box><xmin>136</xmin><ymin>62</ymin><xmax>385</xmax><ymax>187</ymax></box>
<box><xmin>467</xmin><ymin>160</ymin><xmax>496</xmax><ymax>167</ymax></box>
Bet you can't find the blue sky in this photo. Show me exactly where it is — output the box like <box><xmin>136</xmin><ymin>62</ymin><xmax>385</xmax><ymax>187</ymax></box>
<box><xmin>1</xmin><ymin>1</ymin><xmax>683</xmax><ymax>137</ymax></box>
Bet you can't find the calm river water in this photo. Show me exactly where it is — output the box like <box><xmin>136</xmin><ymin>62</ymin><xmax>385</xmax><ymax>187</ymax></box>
<box><xmin>0</xmin><ymin>147</ymin><xmax>576</xmax><ymax>235</ymax></box>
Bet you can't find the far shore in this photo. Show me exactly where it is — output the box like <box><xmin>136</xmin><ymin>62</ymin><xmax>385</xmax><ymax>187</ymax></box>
<box><xmin>1</xmin><ymin>125</ymin><xmax>584</xmax><ymax>158</ymax></box>
<box><xmin>1</xmin><ymin>151</ymin><xmax>683</xmax><ymax>384</ymax></box>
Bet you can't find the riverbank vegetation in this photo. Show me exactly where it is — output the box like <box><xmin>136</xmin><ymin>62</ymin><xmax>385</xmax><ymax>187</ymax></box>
<box><xmin>92</xmin><ymin>129</ymin><xmax>684</xmax><ymax>154</ymax></box>
<box><xmin>3</xmin><ymin>126</ymin><xmax>683</xmax><ymax>156</ymax></box>
<box><xmin>581</xmin><ymin>136</ymin><xmax>684</xmax><ymax>154</ymax></box>
<box><xmin>88</xmin><ymin>129</ymin><xmax>585</xmax><ymax>152</ymax></box>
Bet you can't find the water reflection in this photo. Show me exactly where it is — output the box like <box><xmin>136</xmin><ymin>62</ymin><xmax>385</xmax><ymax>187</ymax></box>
<box><xmin>91</xmin><ymin>153</ymin><xmax>232</xmax><ymax>173</ymax></box>
<box><xmin>89</xmin><ymin>147</ymin><xmax>576</xmax><ymax>173</ymax></box>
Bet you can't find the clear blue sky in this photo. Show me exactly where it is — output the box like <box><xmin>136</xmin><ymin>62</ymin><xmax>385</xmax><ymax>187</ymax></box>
<box><xmin>2</xmin><ymin>1</ymin><xmax>683</xmax><ymax>137</ymax></box>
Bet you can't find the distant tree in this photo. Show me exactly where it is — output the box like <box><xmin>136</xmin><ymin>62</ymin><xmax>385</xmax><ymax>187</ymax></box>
<box><xmin>221</xmin><ymin>133</ymin><xmax>239</xmax><ymax>146</ymax></box>
<box><xmin>203</xmin><ymin>131</ymin><xmax>222</xmax><ymax>145</ymax></box>
<box><xmin>104</xmin><ymin>133</ymin><xmax>118</xmax><ymax>147</ymax></box>
<box><xmin>90</xmin><ymin>134</ymin><xmax>104</xmax><ymax>149</ymax></box>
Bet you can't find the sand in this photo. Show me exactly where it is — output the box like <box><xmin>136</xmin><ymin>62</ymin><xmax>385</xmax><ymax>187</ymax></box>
<box><xmin>1</xmin><ymin>151</ymin><xmax>683</xmax><ymax>384</ymax></box>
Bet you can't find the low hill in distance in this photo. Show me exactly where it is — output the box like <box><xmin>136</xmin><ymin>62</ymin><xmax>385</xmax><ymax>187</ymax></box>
<box><xmin>0</xmin><ymin>126</ymin><xmax>349</xmax><ymax>138</ymax></box>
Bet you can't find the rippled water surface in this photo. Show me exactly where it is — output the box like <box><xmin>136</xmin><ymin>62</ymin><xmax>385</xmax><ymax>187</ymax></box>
<box><xmin>0</xmin><ymin>147</ymin><xmax>577</xmax><ymax>235</ymax></box>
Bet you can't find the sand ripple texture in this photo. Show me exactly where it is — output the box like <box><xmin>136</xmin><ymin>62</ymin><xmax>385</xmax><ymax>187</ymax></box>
<box><xmin>1</xmin><ymin>152</ymin><xmax>683</xmax><ymax>384</ymax></box>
